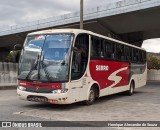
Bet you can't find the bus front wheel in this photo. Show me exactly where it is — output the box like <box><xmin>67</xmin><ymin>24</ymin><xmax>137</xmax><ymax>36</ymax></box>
<box><xmin>84</xmin><ymin>87</ymin><xmax>96</xmax><ymax>105</ymax></box>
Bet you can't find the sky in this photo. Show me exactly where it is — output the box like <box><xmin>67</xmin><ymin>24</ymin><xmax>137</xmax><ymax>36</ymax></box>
<box><xmin>0</xmin><ymin>0</ymin><xmax>119</xmax><ymax>26</ymax></box>
<box><xmin>0</xmin><ymin>0</ymin><xmax>159</xmax><ymax>53</ymax></box>
<box><xmin>142</xmin><ymin>39</ymin><xmax>160</xmax><ymax>53</ymax></box>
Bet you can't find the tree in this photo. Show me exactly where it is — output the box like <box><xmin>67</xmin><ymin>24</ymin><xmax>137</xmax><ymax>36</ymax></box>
<box><xmin>147</xmin><ymin>54</ymin><xmax>160</xmax><ymax>69</ymax></box>
<box><xmin>6</xmin><ymin>50</ymin><xmax>21</xmax><ymax>63</ymax></box>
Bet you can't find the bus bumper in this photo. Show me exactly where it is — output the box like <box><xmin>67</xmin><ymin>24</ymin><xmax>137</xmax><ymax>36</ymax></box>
<box><xmin>17</xmin><ymin>88</ymin><xmax>71</xmax><ymax>104</ymax></box>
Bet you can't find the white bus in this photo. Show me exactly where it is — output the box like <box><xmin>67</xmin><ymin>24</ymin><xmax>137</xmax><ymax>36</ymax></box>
<box><xmin>17</xmin><ymin>29</ymin><xmax>147</xmax><ymax>105</ymax></box>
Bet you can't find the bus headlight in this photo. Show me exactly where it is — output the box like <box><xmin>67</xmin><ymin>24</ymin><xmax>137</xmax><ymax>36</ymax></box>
<box><xmin>52</xmin><ymin>89</ymin><xmax>61</xmax><ymax>94</ymax></box>
<box><xmin>52</xmin><ymin>83</ymin><xmax>68</xmax><ymax>94</ymax></box>
<box><xmin>18</xmin><ymin>86</ymin><xmax>26</xmax><ymax>91</ymax></box>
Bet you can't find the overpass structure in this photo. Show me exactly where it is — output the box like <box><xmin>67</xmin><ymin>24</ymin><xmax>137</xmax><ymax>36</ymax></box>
<box><xmin>0</xmin><ymin>0</ymin><xmax>160</xmax><ymax>60</ymax></box>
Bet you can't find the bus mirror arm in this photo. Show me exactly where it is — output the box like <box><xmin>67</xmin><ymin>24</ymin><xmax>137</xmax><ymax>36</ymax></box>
<box><xmin>72</xmin><ymin>47</ymin><xmax>81</xmax><ymax>53</ymax></box>
<box><xmin>72</xmin><ymin>47</ymin><xmax>79</xmax><ymax>52</ymax></box>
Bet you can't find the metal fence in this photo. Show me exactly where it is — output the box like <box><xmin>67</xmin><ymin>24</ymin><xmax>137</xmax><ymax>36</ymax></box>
<box><xmin>0</xmin><ymin>62</ymin><xmax>18</xmax><ymax>87</ymax></box>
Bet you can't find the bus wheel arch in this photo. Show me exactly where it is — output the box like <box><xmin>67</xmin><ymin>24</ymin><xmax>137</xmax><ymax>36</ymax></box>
<box><xmin>92</xmin><ymin>83</ymin><xmax>100</xmax><ymax>98</ymax></box>
<box><xmin>84</xmin><ymin>83</ymin><xmax>100</xmax><ymax>105</ymax></box>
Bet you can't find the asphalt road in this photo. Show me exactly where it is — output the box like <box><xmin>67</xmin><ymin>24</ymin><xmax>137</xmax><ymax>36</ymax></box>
<box><xmin>0</xmin><ymin>81</ymin><xmax>160</xmax><ymax>130</ymax></box>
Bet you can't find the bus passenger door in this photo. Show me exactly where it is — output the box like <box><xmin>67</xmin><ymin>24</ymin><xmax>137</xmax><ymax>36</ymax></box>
<box><xmin>70</xmin><ymin>34</ymin><xmax>89</xmax><ymax>102</ymax></box>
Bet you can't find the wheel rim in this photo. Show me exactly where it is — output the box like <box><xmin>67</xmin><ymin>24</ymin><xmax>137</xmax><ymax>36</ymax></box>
<box><xmin>89</xmin><ymin>90</ymin><xmax>95</xmax><ymax>102</ymax></box>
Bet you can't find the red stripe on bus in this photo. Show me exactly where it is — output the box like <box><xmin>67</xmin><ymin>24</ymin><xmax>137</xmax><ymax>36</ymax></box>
<box><xmin>18</xmin><ymin>80</ymin><xmax>62</xmax><ymax>89</ymax></box>
<box><xmin>89</xmin><ymin>60</ymin><xmax>129</xmax><ymax>90</ymax></box>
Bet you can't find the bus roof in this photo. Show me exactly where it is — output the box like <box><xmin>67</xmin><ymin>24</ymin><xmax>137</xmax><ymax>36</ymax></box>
<box><xmin>28</xmin><ymin>29</ymin><xmax>145</xmax><ymax>51</ymax></box>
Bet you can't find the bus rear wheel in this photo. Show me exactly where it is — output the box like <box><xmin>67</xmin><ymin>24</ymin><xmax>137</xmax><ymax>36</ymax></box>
<box><xmin>84</xmin><ymin>87</ymin><xmax>96</xmax><ymax>105</ymax></box>
<box><xmin>126</xmin><ymin>81</ymin><xmax>135</xmax><ymax>96</ymax></box>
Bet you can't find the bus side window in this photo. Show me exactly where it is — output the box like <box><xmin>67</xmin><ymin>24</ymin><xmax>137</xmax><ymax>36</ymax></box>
<box><xmin>104</xmin><ymin>41</ymin><xmax>114</xmax><ymax>59</ymax></box>
<box><xmin>129</xmin><ymin>47</ymin><xmax>132</xmax><ymax>61</ymax></box>
<box><xmin>142</xmin><ymin>51</ymin><xmax>146</xmax><ymax>63</ymax></box>
<box><xmin>121</xmin><ymin>45</ymin><xmax>124</xmax><ymax>60</ymax></box>
<box><xmin>97</xmin><ymin>39</ymin><xmax>102</xmax><ymax>57</ymax></box>
<box><xmin>90</xmin><ymin>38</ymin><xmax>94</xmax><ymax>57</ymax></box>
<box><xmin>139</xmin><ymin>51</ymin><xmax>143</xmax><ymax>63</ymax></box>
<box><xmin>91</xmin><ymin>37</ymin><xmax>104</xmax><ymax>58</ymax></box>
<box><xmin>91</xmin><ymin>38</ymin><xmax>98</xmax><ymax>57</ymax></box>
<box><xmin>133</xmin><ymin>49</ymin><xmax>136</xmax><ymax>62</ymax></box>
<box><xmin>100</xmin><ymin>40</ymin><xmax>105</xmax><ymax>58</ymax></box>
<box><xmin>116</xmin><ymin>44</ymin><xmax>122</xmax><ymax>60</ymax></box>
<box><xmin>124</xmin><ymin>46</ymin><xmax>131</xmax><ymax>61</ymax></box>
<box><xmin>136</xmin><ymin>50</ymin><xmax>139</xmax><ymax>62</ymax></box>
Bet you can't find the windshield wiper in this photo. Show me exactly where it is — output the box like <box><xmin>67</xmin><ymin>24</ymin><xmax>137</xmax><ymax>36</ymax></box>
<box><xmin>25</xmin><ymin>54</ymin><xmax>40</xmax><ymax>80</ymax></box>
<box><xmin>60</xmin><ymin>60</ymin><xmax>66</xmax><ymax>65</ymax></box>
<box><xmin>40</xmin><ymin>55</ymin><xmax>54</xmax><ymax>82</ymax></box>
<box><xmin>40</xmin><ymin>62</ymin><xmax>53</xmax><ymax>82</ymax></box>
<box><xmin>25</xmin><ymin>54</ymin><xmax>53</xmax><ymax>82</ymax></box>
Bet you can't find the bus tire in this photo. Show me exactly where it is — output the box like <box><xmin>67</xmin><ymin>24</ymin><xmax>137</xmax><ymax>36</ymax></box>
<box><xmin>126</xmin><ymin>81</ymin><xmax>135</xmax><ymax>96</ymax></box>
<box><xmin>84</xmin><ymin>87</ymin><xmax>96</xmax><ymax>105</ymax></box>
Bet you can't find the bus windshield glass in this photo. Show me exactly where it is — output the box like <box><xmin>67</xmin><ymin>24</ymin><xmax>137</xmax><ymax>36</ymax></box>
<box><xmin>18</xmin><ymin>33</ymin><xmax>73</xmax><ymax>82</ymax></box>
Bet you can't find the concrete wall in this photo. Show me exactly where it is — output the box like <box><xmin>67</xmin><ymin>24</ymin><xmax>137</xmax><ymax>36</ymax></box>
<box><xmin>147</xmin><ymin>69</ymin><xmax>160</xmax><ymax>81</ymax></box>
<box><xmin>0</xmin><ymin>62</ymin><xmax>18</xmax><ymax>87</ymax></box>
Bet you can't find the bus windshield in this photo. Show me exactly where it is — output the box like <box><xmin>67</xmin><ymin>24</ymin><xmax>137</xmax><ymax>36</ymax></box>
<box><xmin>18</xmin><ymin>33</ymin><xmax>73</xmax><ymax>82</ymax></box>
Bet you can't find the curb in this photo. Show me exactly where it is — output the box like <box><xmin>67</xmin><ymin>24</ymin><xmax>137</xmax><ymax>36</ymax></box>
<box><xmin>0</xmin><ymin>85</ymin><xmax>17</xmax><ymax>90</ymax></box>
<box><xmin>146</xmin><ymin>80</ymin><xmax>160</xmax><ymax>85</ymax></box>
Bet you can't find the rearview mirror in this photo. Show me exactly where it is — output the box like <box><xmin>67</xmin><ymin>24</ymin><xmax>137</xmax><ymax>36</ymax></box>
<box><xmin>14</xmin><ymin>44</ymin><xmax>22</xmax><ymax>51</ymax></box>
